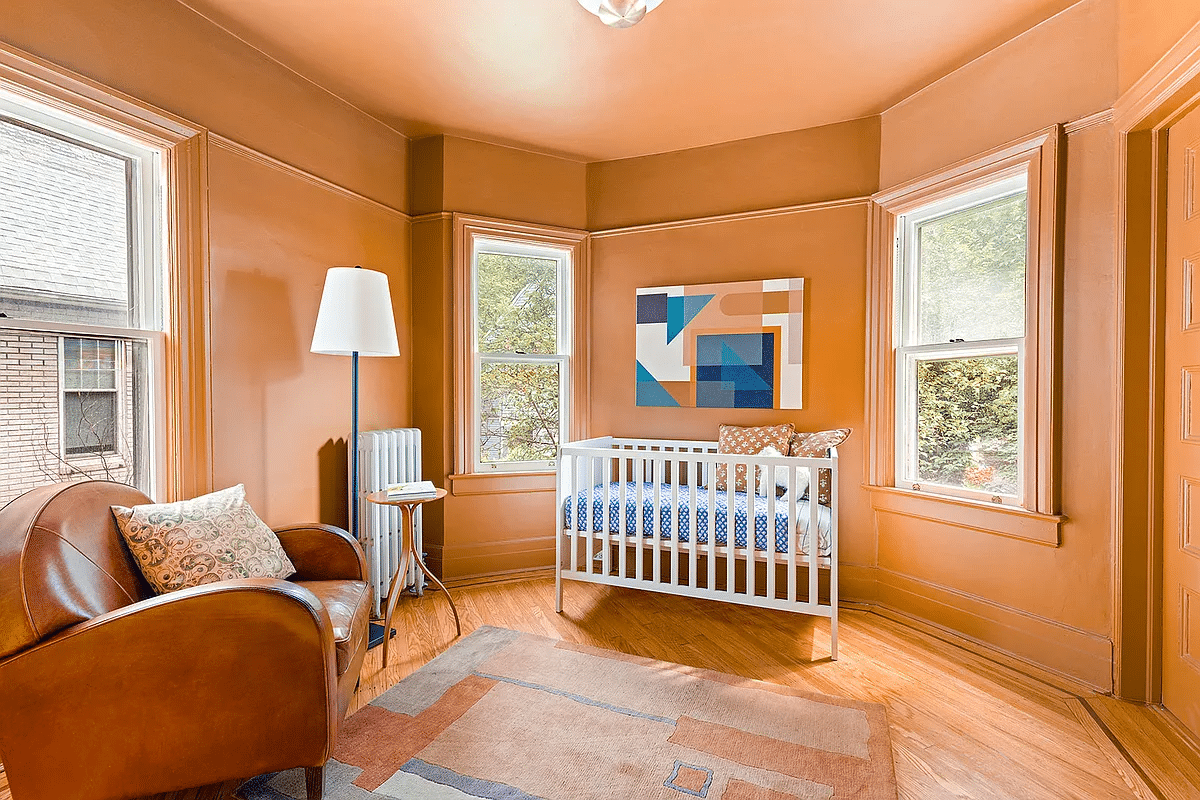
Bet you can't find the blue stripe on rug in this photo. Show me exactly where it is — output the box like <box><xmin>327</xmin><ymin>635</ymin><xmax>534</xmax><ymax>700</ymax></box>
<box><xmin>400</xmin><ymin>758</ymin><xmax>545</xmax><ymax>800</ymax></box>
<box><xmin>473</xmin><ymin>671</ymin><xmax>676</xmax><ymax>726</ymax></box>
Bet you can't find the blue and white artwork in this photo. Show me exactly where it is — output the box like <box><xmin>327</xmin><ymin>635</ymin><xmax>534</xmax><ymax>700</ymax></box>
<box><xmin>634</xmin><ymin>278</ymin><xmax>804</xmax><ymax>409</ymax></box>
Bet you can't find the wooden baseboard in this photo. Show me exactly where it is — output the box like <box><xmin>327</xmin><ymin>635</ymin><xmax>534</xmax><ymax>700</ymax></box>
<box><xmin>444</xmin><ymin>566</ymin><xmax>555</xmax><ymax>589</ymax></box>
<box><xmin>871</xmin><ymin>568</ymin><xmax>1113</xmax><ymax>692</ymax></box>
<box><xmin>440</xmin><ymin>535</ymin><xmax>556</xmax><ymax>581</ymax></box>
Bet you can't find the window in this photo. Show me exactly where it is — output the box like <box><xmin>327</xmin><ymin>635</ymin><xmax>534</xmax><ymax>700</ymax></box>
<box><xmin>868</xmin><ymin>126</ymin><xmax>1062</xmax><ymax>524</ymax></box>
<box><xmin>473</xmin><ymin>240</ymin><xmax>570</xmax><ymax>471</ymax></box>
<box><xmin>0</xmin><ymin>88</ymin><xmax>165</xmax><ymax>504</ymax></box>
<box><xmin>895</xmin><ymin>177</ymin><xmax>1027</xmax><ymax>502</ymax></box>
<box><xmin>453</xmin><ymin>216</ymin><xmax>589</xmax><ymax>479</ymax></box>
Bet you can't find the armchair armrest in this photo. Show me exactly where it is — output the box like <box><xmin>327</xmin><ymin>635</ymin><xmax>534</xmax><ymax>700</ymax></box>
<box><xmin>276</xmin><ymin>523</ymin><xmax>368</xmax><ymax>581</ymax></box>
<box><xmin>0</xmin><ymin>579</ymin><xmax>339</xmax><ymax>800</ymax></box>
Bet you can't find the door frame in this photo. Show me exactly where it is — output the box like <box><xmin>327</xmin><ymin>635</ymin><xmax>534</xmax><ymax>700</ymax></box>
<box><xmin>1113</xmin><ymin>21</ymin><xmax>1200</xmax><ymax>703</ymax></box>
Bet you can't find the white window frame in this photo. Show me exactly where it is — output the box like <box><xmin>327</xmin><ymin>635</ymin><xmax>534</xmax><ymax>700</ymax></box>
<box><xmin>452</xmin><ymin>215</ymin><xmax>590</xmax><ymax>481</ymax></box>
<box><xmin>893</xmin><ymin>174</ymin><xmax>1029</xmax><ymax>505</ymax></box>
<box><xmin>0</xmin><ymin>88</ymin><xmax>168</xmax><ymax>498</ymax></box>
<box><xmin>471</xmin><ymin>237</ymin><xmax>572</xmax><ymax>473</ymax></box>
<box><xmin>59</xmin><ymin>336</ymin><xmax>123</xmax><ymax>459</ymax></box>
<box><xmin>867</xmin><ymin>126</ymin><xmax>1063</xmax><ymax>531</ymax></box>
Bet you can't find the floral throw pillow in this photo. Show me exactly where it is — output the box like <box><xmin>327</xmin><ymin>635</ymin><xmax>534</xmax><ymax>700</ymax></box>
<box><xmin>112</xmin><ymin>484</ymin><xmax>295</xmax><ymax>594</ymax></box>
<box><xmin>787</xmin><ymin>428</ymin><xmax>851</xmax><ymax>506</ymax></box>
<box><xmin>715</xmin><ymin>423</ymin><xmax>795</xmax><ymax>492</ymax></box>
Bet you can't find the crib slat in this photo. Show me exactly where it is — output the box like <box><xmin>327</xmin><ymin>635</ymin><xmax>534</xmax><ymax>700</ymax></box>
<box><xmin>586</xmin><ymin>455</ymin><xmax>596</xmax><ymax>575</ymax></box>
<box><xmin>688</xmin><ymin>458</ymin><xmax>698</xmax><ymax>589</ymax></box>
<box><xmin>571</xmin><ymin>454</ymin><xmax>581</xmax><ymax>574</ymax></box>
<box><xmin>787</xmin><ymin>465</ymin><xmax>798</xmax><ymax>602</ymax></box>
<box><xmin>653</xmin><ymin>456</ymin><xmax>662</xmax><ymax>584</ymax></box>
<box><xmin>707</xmin><ymin>460</ymin><xmax>717</xmax><ymax>591</ymax></box>
<box><xmin>636</xmin><ymin>451</ymin><xmax>645</xmax><ymax>581</ymax></box>
<box><xmin>829</xmin><ymin>452</ymin><xmax>839</xmax><ymax>660</ymax></box>
<box><xmin>602</xmin><ymin>454</ymin><xmax>612</xmax><ymax>577</ymax></box>
<box><xmin>670</xmin><ymin>459</ymin><xmax>680</xmax><ymax>587</ymax></box>
<box><xmin>746</xmin><ymin>470</ymin><xmax>756</xmax><ymax>599</ymax></box>
<box><xmin>767</xmin><ymin>463</ymin><xmax>777</xmax><ymax>601</ymax></box>
<box><xmin>809</xmin><ymin>465</ymin><xmax>819</xmax><ymax>606</ymax></box>
<box><xmin>618</xmin><ymin>450</ymin><xmax>628</xmax><ymax>580</ymax></box>
<box><xmin>726</xmin><ymin>458</ymin><xmax>736</xmax><ymax>596</ymax></box>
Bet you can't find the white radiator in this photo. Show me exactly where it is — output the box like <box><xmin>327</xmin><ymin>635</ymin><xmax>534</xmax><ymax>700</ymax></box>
<box><xmin>358</xmin><ymin>427</ymin><xmax>424</xmax><ymax>616</ymax></box>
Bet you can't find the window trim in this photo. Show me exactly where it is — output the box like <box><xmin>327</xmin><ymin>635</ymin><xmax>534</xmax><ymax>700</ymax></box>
<box><xmin>452</xmin><ymin>214</ymin><xmax>589</xmax><ymax>483</ymax></box>
<box><xmin>0</xmin><ymin>41</ymin><xmax>210</xmax><ymax>501</ymax></box>
<box><xmin>866</xmin><ymin>125</ymin><xmax>1064</xmax><ymax>540</ymax></box>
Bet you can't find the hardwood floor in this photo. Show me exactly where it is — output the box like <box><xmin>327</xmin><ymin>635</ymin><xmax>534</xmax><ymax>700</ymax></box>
<box><xmin>3</xmin><ymin>573</ymin><xmax>1199</xmax><ymax>799</ymax></box>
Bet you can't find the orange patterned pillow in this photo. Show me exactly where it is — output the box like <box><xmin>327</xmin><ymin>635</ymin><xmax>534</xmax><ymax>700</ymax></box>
<box><xmin>787</xmin><ymin>428</ymin><xmax>851</xmax><ymax>505</ymax></box>
<box><xmin>715</xmin><ymin>423</ymin><xmax>795</xmax><ymax>492</ymax></box>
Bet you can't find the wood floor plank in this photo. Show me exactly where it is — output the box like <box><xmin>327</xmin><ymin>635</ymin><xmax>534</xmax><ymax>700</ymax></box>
<box><xmin>2</xmin><ymin>575</ymin><xmax>1197</xmax><ymax>799</ymax></box>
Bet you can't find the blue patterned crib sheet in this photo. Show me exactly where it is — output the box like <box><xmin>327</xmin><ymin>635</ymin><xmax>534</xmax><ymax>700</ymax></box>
<box><xmin>561</xmin><ymin>482</ymin><xmax>832</xmax><ymax>558</ymax></box>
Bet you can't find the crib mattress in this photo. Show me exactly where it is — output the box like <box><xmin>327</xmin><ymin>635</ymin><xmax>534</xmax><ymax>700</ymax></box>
<box><xmin>561</xmin><ymin>481</ymin><xmax>832</xmax><ymax>558</ymax></box>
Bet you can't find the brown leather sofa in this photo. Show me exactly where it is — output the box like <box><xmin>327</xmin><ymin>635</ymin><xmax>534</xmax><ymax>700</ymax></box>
<box><xmin>0</xmin><ymin>481</ymin><xmax>372</xmax><ymax>800</ymax></box>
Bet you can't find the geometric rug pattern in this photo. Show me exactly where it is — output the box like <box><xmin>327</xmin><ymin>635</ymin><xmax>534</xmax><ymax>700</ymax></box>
<box><xmin>636</xmin><ymin>278</ymin><xmax>804</xmax><ymax>409</ymax></box>
<box><xmin>239</xmin><ymin>626</ymin><xmax>895</xmax><ymax>799</ymax></box>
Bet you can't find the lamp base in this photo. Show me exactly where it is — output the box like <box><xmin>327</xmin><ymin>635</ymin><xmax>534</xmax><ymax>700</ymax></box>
<box><xmin>367</xmin><ymin>622</ymin><xmax>397</xmax><ymax>650</ymax></box>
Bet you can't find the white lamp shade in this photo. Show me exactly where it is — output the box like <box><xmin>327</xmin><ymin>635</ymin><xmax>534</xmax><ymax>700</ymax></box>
<box><xmin>310</xmin><ymin>267</ymin><xmax>400</xmax><ymax>356</ymax></box>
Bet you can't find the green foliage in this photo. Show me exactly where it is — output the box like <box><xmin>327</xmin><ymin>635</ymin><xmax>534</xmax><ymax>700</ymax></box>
<box><xmin>479</xmin><ymin>362</ymin><xmax>560</xmax><ymax>463</ymax></box>
<box><xmin>916</xmin><ymin>356</ymin><xmax>1019</xmax><ymax>495</ymax></box>
<box><xmin>475</xmin><ymin>253</ymin><xmax>561</xmax><ymax>464</ymax></box>
<box><xmin>476</xmin><ymin>253</ymin><xmax>557</xmax><ymax>354</ymax></box>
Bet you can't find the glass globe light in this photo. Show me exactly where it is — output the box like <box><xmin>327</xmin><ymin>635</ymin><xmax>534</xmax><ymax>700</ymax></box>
<box><xmin>576</xmin><ymin>0</ymin><xmax>665</xmax><ymax>28</ymax></box>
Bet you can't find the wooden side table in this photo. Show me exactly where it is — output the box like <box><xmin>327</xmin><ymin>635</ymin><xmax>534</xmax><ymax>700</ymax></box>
<box><xmin>365</xmin><ymin>487</ymin><xmax>460</xmax><ymax>666</ymax></box>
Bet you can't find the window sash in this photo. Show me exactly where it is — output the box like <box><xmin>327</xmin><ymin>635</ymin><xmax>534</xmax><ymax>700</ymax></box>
<box><xmin>895</xmin><ymin>173</ymin><xmax>1029</xmax><ymax>350</ymax></box>
<box><xmin>895</xmin><ymin>340</ymin><xmax>1024</xmax><ymax>504</ymax></box>
<box><xmin>469</xmin><ymin>238</ymin><xmax>573</xmax><ymax>473</ymax></box>
<box><xmin>4</xmin><ymin>317</ymin><xmax>167</xmax><ymax>496</ymax></box>
<box><xmin>0</xmin><ymin>90</ymin><xmax>165</xmax><ymax>332</ymax></box>
<box><xmin>894</xmin><ymin>175</ymin><xmax>1033</xmax><ymax>507</ymax></box>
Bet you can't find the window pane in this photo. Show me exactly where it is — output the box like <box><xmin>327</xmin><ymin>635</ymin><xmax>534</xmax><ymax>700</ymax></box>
<box><xmin>0</xmin><ymin>118</ymin><xmax>133</xmax><ymax>327</ymax></box>
<box><xmin>475</xmin><ymin>252</ymin><xmax>559</xmax><ymax>355</ymax></box>
<box><xmin>916</xmin><ymin>354</ymin><xmax>1019</xmax><ymax>495</ymax></box>
<box><xmin>916</xmin><ymin>192</ymin><xmax>1027</xmax><ymax>344</ymax></box>
<box><xmin>64</xmin><ymin>391</ymin><xmax>116</xmax><ymax>454</ymax></box>
<box><xmin>478</xmin><ymin>361</ymin><xmax>560</xmax><ymax>464</ymax></box>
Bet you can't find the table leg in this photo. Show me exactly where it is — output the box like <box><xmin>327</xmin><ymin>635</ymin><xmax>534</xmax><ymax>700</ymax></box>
<box><xmin>381</xmin><ymin>506</ymin><xmax>415</xmax><ymax>668</ymax></box>
<box><xmin>413</xmin><ymin>552</ymin><xmax>461</xmax><ymax>636</ymax></box>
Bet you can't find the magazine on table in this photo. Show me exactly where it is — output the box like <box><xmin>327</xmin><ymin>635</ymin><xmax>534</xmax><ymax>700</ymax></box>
<box><xmin>385</xmin><ymin>480</ymin><xmax>437</xmax><ymax>499</ymax></box>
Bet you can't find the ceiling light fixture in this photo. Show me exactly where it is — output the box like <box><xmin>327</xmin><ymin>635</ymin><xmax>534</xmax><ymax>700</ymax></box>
<box><xmin>576</xmin><ymin>0</ymin><xmax>664</xmax><ymax>28</ymax></box>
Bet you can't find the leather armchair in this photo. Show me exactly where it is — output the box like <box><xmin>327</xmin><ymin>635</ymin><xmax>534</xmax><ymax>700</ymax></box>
<box><xmin>0</xmin><ymin>481</ymin><xmax>373</xmax><ymax>800</ymax></box>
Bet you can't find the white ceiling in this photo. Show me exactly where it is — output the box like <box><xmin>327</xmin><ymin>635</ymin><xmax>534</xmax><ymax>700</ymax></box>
<box><xmin>178</xmin><ymin>0</ymin><xmax>1081</xmax><ymax>161</ymax></box>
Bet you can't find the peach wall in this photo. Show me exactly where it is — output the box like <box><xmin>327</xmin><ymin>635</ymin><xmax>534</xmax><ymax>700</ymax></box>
<box><xmin>588</xmin><ymin>118</ymin><xmax>880</xmax><ymax>230</ymax></box>
<box><xmin>588</xmin><ymin>206</ymin><xmax>873</xmax><ymax>570</ymax></box>
<box><xmin>2</xmin><ymin>0</ymin><xmax>408</xmax><ymax>211</ymax></box>
<box><xmin>876</xmin><ymin>0</ymin><xmax>1120</xmax><ymax>688</ymax></box>
<box><xmin>879</xmin><ymin>0</ymin><xmax>1117</xmax><ymax>188</ymax></box>
<box><xmin>207</xmin><ymin>146</ymin><xmax>411</xmax><ymax>526</ymax></box>
<box><xmin>410</xmin><ymin>135</ymin><xmax>587</xmax><ymax>229</ymax></box>
<box><xmin>1118</xmin><ymin>0</ymin><xmax>1200</xmax><ymax>93</ymax></box>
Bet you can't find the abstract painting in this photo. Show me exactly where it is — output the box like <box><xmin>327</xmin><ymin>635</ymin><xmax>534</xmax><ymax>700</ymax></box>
<box><xmin>636</xmin><ymin>278</ymin><xmax>804</xmax><ymax>409</ymax></box>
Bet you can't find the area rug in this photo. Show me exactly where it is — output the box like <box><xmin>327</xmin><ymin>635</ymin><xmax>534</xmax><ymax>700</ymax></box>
<box><xmin>239</xmin><ymin>626</ymin><xmax>897</xmax><ymax>800</ymax></box>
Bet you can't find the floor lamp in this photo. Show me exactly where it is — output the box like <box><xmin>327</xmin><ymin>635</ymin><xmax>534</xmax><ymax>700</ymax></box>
<box><xmin>310</xmin><ymin>266</ymin><xmax>400</xmax><ymax>544</ymax></box>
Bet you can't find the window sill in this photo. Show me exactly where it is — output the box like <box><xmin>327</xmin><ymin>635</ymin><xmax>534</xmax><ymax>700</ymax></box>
<box><xmin>866</xmin><ymin>485</ymin><xmax>1064</xmax><ymax>547</ymax></box>
<box><xmin>448</xmin><ymin>471</ymin><xmax>556</xmax><ymax>497</ymax></box>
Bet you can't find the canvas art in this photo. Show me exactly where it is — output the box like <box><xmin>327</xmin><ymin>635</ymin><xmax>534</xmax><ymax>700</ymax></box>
<box><xmin>635</xmin><ymin>278</ymin><xmax>804</xmax><ymax>409</ymax></box>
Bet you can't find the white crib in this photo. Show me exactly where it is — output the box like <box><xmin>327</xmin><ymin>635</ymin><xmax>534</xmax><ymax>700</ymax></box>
<box><xmin>555</xmin><ymin>436</ymin><xmax>840</xmax><ymax>659</ymax></box>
